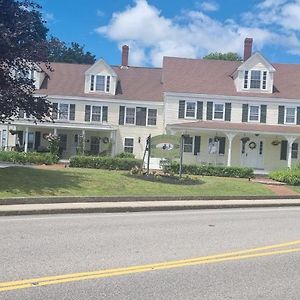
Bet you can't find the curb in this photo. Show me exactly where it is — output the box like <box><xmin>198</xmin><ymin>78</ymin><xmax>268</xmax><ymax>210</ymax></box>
<box><xmin>1</xmin><ymin>202</ymin><xmax>300</xmax><ymax>216</ymax></box>
<box><xmin>2</xmin><ymin>195</ymin><xmax>300</xmax><ymax>205</ymax></box>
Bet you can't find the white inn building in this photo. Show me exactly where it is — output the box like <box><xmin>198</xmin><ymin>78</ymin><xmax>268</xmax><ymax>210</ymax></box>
<box><xmin>2</xmin><ymin>39</ymin><xmax>300</xmax><ymax>171</ymax></box>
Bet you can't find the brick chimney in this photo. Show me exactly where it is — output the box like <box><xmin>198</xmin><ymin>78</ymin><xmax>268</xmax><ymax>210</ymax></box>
<box><xmin>121</xmin><ymin>45</ymin><xmax>129</xmax><ymax>68</ymax></box>
<box><xmin>243</xmin><ymin>38</ymin><xmax>253</xmax><ymax>61</ymax></box>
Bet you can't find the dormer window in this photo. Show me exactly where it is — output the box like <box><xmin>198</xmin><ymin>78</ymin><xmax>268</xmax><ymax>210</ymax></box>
<box><xmin>244</xmin><ymin>70</ymin><xmax>268</xmax><ymax>90</ymax></box>
<box><xmin>90</xmin><ymin>75</ymin><xmax>111</xmax><ymax>92</ymax></box>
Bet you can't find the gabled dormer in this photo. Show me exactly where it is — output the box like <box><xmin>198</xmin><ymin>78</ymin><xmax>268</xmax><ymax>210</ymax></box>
<box><xmin>84</xmin><ymin>59</ymin><xmax>118</xmax><ymax>95</ymax></box>
<box><xmin>234</xmin><ymin>52</ymin><xmax>276</xmax><ymax>94</ymax></box>
<box><xmin>233</xmin><ymin>38</ymin><xmax>276</xmax><ymax>94</ymax></box>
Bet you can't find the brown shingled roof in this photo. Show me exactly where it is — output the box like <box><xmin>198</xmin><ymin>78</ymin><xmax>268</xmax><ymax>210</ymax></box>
<box><xmin>162</xmin><ymin>57</ymin><xmax>300</xmax><ymax>100</ymax></box>
<box><xmin>168</xmin><ymin>120</ymin><xmax>300</xmax><ymax>135</ymax></box>
<box><xmin>38</xmin><ymin>62</ymin><xmax>163</xmax><ymax>102</ymax></box>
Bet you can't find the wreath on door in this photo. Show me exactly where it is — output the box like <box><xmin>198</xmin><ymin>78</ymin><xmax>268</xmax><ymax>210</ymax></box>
<box><xmin>248</xmin><ymin>141</ymin><xmax>257</xmax><ymax>150</ymax></box>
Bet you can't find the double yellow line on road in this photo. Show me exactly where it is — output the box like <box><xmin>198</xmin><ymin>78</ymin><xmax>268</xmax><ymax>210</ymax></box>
<box><xmin>1</xmin><ymin>240</ymin><xmax>300</xmax><ymax>292</ymax></box>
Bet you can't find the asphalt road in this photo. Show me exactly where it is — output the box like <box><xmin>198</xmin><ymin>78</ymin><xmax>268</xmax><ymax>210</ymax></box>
<box><xmin>0</xmin><ymin>207</ymin><xmax>299</xmax><ymax>299</ymax></box>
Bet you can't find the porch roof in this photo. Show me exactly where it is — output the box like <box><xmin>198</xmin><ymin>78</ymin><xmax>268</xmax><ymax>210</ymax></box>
<box><xmin>11</xmin><ymin>121</ymin><xmax>117</xmax><ymax>131</ymax></box>
<box><xmin>167</xmin><ymin>121</ymin><xmax>300</xmax><ymax>136</ymax></box>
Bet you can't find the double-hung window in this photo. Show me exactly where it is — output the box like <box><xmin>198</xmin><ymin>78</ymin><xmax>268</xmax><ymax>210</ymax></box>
<box><xmin>285</xmin><ymin>107</ymin><xmax>296</xmax><ymax>124</ymax></box>
<box><xmin>59</xmin><ymin>104</ymin><xmax>69</xmax><ymax>120</ymax></box>
<box><xmin>213</xmin><ymin>103</ymin><xmax>224</xmax><ymax>120</ymax></box>
<box><xmin>147</xmin><ymin>109</ymin><xmax>157</xmax><ymax>125</ymax></box>
<box><xmin>124</xmin><ymin>138</ymin><xmax>134</xmax><ymax>153</ymax></box>
<box><xmin>292</xmin><ymin>143</ymin><xmax>298</xmax><ymax>159</ymax></box>
<box><xmin>249</xmin><ymin>105</ymin><xmax>260</xmax><ymax>122</ymax></box>
<box><xmin>185</xmin><ymin>102</ymin><xmax>196</xmax><ymax>118</ymax></box>
<box><xmin>183</xmin><ymin>136</ymin><xmax>193</xmax><ymax>153</ymax></box>
<box><xmin>91</xmin><ymin>106</ymin><xmax>101</xmax><ymax>122</ymax></box>
<box><xmin>250</xmin><ymin>70</ymin><xmax>261</xmax><ymax>89</ymax></box>
<box><xmin>125</xmin><ymin>107</ymin><xmax>135</xmax><ymax>125</ymax></box>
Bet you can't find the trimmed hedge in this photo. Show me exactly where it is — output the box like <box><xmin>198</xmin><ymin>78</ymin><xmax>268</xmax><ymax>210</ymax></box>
<box><xmin>164</xmin><ymin>163</ymin><xmax>253</xmax><ymax>178</ymax></box>
<box><xmin>269</xmin><ymin>168</ymin><xmax>300</xmax><ymax>185</ymax></box>
<box><xmin>0</xmin><ymin>151</ymin><xmax>59</xmax><ymax>165</ymax></box>
<box><xmin>69</xmin><ymin>155</ymin><xmax>142</xmax><ymax>170</ymax></box>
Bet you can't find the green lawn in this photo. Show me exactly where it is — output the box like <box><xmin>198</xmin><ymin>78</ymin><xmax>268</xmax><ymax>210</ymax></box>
<box><xmin>0</xmin><ymin>167</ymin><xmax>274</xmax><ymax>198</ymax></box>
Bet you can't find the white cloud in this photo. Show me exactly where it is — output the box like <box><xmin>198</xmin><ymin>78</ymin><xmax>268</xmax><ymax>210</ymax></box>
<box><xmin>96</xmin><ymin>10</ymin><xmax>105</xmax><ymax>17</ymax></box>
<box><xmin>44</xmin><ymin>12</ymin><xmax>55</xmax><ymax>22</ymax></box>
<box><xmin>198</xmin><ymin>1</ymin><xmax>219</xmax><ymax>12</ymax></box>
<box><xmin>96</xmin><ymin>0</ymin><xmax>300</xmax><ymax>66</ymax></box>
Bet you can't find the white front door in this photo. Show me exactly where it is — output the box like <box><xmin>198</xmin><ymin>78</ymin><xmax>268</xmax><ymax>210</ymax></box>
<box><xmin>241</xmin><ymin>138</ymin><xmax>264</xmax><ymax>169</ymax></box>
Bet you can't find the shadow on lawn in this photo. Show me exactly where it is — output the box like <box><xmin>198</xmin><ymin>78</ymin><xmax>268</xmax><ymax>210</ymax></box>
<box><xmin>0</xmin><ymin>167</ymin><xmax>82</xmax><ymax>195</ymax></box>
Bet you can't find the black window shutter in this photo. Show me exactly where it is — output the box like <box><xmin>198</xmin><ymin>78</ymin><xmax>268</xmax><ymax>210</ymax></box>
<box><xmin>297</xmin><ymin>107</ymin><xmax>300</xmax><ymax>125</ymax></box>
<box><xmin>260</xmin><ymin>105</ymin><xmax>267</xmax><ymax>123</ymax></box>
<box><xmin>194</xmin><ymin>136</ymin><xmax>201</xmax><ymax>155</ymax></box>
<box><xmin>69</xmin><ymin>104</ymin><xmax>75</xmax><ymax>120</ymax></box>
<box><xmin>242</xmin><ymin>104</ymin><xmax>248</xmax><ymax>122</ymax></box>
<box><xmin>102</xmin><ymin>106</ymin><xmax>108</xmax><ymax>122</ymax></box>
<box><xmin>136</xmin><ymin>107</ymin><xmax>147</xmax><ymax>126</ymax></box>
<box><xmin>280</xmin><ymin>140</ymin><xmax>288</xmax><ymax>160</ymax></box>
<box><xmin>278</xmin><ymin>106</ymin><xmax>285</xmax><ymax>124</ymax></box>
<box><xmin>196</xmin><ymin>101</ymin><xmax>203</xmax><ymax>120</ymax></box>
<box><xmin>219</xmin><ymin>137</ymin><xmax>226</xmax><ymax>155</ymax></box>
<box><xmin>52</xmin><ymin>103</ymin><xmax>58</xmax><ymax>120</ymax></box>
<box><xmin>207</xmin><ymin>102</ymin><xmax>213</xmax><ymax>120</ymax></box>
<box><xmin>119</xmin><ymin>106</ymin><xmax>125</xmax><ymax>125</ymax></box>
<box><xmin>225</xmin><ymin>103</ymin><xmax>231</xmax><ymax>121</ymax></box>
<box><xmin>85</xmin><ymin>105</ymin><xmax>91</xmax><ymax>122</ymax></box>
<box><xmin>178</xmin><ymin>100</ymin><xmax>185</xmax><ymax>119</ymax></box>
<box><xmin>34</xmin><ymin>132</ymin><xmax>41</xmax><ymax>150</ymax></box>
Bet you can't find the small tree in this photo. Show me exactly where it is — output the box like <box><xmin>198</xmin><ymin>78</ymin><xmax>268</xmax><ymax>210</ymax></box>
<box><xmin>203</xmin><ymin>52</ymin><xmax>242</xmax><ymax>61</ymax></box>
<box><xmin>46</xmin><ymin>133</ymin><xmax>60</xmax><ymax>157</ymax></box>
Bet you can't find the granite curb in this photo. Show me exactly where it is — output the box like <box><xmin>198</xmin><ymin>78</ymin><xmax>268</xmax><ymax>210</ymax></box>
<box><xmin>2</xmin><ymin>195</ymin><xmax>300</xmax><ymax>205</ymax></box>
<box><xmin>1</xmin><ymin>199</ymin><xmax>300</xmax><ymax>216</ymax></box>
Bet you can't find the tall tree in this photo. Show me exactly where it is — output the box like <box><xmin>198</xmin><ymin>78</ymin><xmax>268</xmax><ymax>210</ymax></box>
<box><xmin>48</xmin><ymin>37</ymin><xmax>96</xmax><ymax>64</ymax></box>
<box><xmin>203</xmin><ymin>52</ymin><xmax>242</xmax><ymax>61</ymax></box>
<box><xmin>0</xmin><ymin>0</ymin><xmax>51</xmax><ymax>123</ymax></box>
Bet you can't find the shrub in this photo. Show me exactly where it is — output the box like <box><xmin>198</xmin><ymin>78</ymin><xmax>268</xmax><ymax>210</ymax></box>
<box><xmin>115</xmin><ymin>152</ymin><xmax>135</xmax><ymax>159</ymax></box>
<box><xmin>69</xmin><ymin>155</ymin><xmax>142</xmax><ymax>170</ymax></box>
<box><xmin>269</xmin><ymin>168</ymin><xmax>300</xmax><ymax>185</ymax></box>
<box><xmin>163</xmin><ymin>163</ymin><xmax>253</xmax><ymax>178</ymax></box>
<box><xmin>0</xmin><ymin>151</ymin><xmax>59</xmax><ymax>165</ymax></box>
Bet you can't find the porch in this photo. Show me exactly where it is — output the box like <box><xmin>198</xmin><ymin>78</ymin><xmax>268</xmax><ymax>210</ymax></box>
<box><xmin>167</xmin><ymin>121</ymin><xmax>300</xmax><ymax>171</ymax></box>
<box><xmin>3</xmin><ymin>121</ymin><xmax>117</xmax><ymax>159</ymax></box>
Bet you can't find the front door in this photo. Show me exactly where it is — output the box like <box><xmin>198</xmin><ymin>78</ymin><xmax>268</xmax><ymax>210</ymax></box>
<box><xmin>90</xmin><ymin>136</ymin><xmax>100</xmax><ymax>155</ymax></box>
<box><xmin>241</xmin><ymin>138</ymin><xmax>264</xmax><ymax>169</ymax></box>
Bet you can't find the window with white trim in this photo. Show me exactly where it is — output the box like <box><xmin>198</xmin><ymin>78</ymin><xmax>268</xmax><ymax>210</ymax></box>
<box><xmin>52</xmin><ymin>103</ymin><xmax>75</xmax><ymax>121</ymax></box>
<box><xmin>59</xmin><ymin>103</ymin><xmax>69</xmax><ymax>120</ymax></box>
<box><xmin>262</xmin><ymin>71</ymin><xmax>267</xmax><ymax>90</ymax></box>
<box><xmin>183</xmin><ymin>136</ymin><xmax>193</xmax><ymax>153</ymax></box>
<box><xmin>90</xmin><ymin>75</ymin><xmax>110</xmax><ymax>92</ymax></box>
<box><xmin>248</xmin><ymin>105</ymin><xmax>260</xmax><ymax>122</ymax></box>
<box><xmin>125</xmin><ymin>107</ymin><xmax>135</xmax><ymax>125</ymax></box>
<box><xmin>185</xmin><ymin>101</ymin><xmax>196</xmax><ymax>118</ymax></box>
<box><xmin>147</xmin><ymin>109</ymin><xmax>157</xmax><ymax>125</ymax></box>
<box><xmin>285</xmin><ymin>107</ymin><xmax>296</xmax><ymax>124</ymax></box>
<box><xmin>250</xmin><ymin>70</ymin><xmax>261</xmax><ymax>89</ymax></box>
<box><xmin>213</xmin><ymin>103</ymin><xmax>224</xmax><ymax>120</ymax></box>
<box><xmin>91</xmin><ymin>106</ymin><xmax>101</xmax><ymax>122</ymax></box>
<box><xmin>292</xmin><ymin>143</ymin><xmax>298</xmax><ymax>159</ymax></box>
<box><xmin>124</xmin><ymin>138</ymin><xmax>134</xmax><ymax>153</ymax></box>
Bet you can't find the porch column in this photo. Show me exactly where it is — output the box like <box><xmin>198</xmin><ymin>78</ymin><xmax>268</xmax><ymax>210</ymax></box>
<box><xmin>6</xmin><ymin>125</ymin><xmax>9</xmax><ymax>151</ymax></box>
<box><xmin>110</xmin><ymin>130</ymin><xmax>116</xmax><ymax>156</ymax></box>
<box><xmin>53</xmin><ymin>128</ymin><xmax>57</xmax><ymax>135</ymax></box>
<box><xmin>225</xmin><ymin>132</ymin><xmax>236</xmax><ymax>167</ymax></box>
<box><xmin>82</xmin><ymin>129</ymin><xmax>86</xmax><ymax>154</ymax></box>
<box><xmin>286</xmin><ymin>136</ymin><xmax>297</xmax><ymax>168</ymax></box>
<box><xmin>24</xmin><ymin>127</ymin><xmax>29</xmax><ymax>153</ymax></box>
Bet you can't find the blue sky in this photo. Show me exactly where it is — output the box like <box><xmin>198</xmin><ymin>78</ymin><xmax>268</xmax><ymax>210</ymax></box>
<box><xmin>39</xmin><ymin>0</ymin><xmax>300</xmax><ymax>66</ymax></box>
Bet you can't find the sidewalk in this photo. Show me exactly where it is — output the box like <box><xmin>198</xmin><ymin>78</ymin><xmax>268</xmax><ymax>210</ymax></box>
<box><xmin>1</xmin><ymin>198</ymin><xmax>300</xmax><ymax>216</ymax></box>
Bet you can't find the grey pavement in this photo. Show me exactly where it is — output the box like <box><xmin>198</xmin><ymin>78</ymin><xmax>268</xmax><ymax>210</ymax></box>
<box><xmin>1</xmin><ymin>198</ymin><xmax>300</xmax><ymax>216</ymax></box>
<box><xmin>0</xmin><ymin>208</ymin><xmax>299</xmax><ymax>299</ymax></box>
